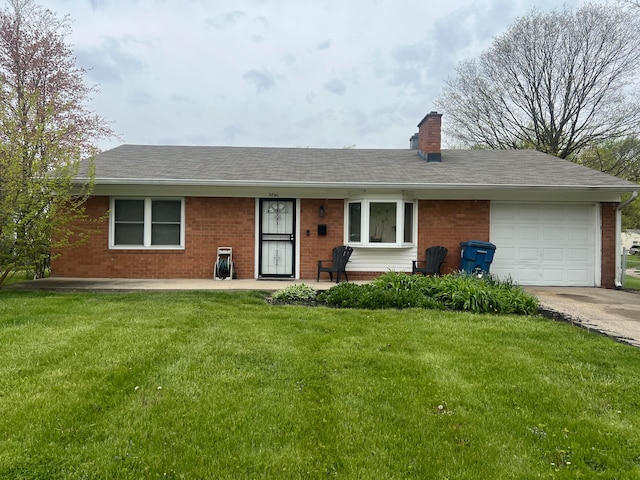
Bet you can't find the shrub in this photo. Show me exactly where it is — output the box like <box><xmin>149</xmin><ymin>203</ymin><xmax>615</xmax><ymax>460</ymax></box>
<box><xmin>317</xmin><ymin>282</ymin><xmax>368</xmax><ymax>308</ymax></box>
<box><xmin>319</xmin><ymin>272</ymin><xmax>538</xmax><ymax>315</ymax></box>
<box><xmin>318</xmin><ymin>274</ymin><xmax>442</xmax><ymax>310</ymax></box>
<box><xmin>270</xmin><ymin>283</ymin><xmax>317</xmax><ymax>304</ymax></box>
<box><xmin>428</xmin><ymin>272</ymin><xmax>538</xmax><ymax>315</ymax></box>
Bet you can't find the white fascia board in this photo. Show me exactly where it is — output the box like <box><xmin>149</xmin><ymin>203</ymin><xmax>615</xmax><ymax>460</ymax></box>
<box><xmin>75</xmin><ymin>178</ymin><xmax>633</xmax><ymax>203</ymax></box>
<box><xmin>78</xmin><ymin>177</ymin><xmax>637</xmax><ymax>193</ymax></box>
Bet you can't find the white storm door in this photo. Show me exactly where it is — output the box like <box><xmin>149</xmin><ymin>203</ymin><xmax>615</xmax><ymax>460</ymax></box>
<box><xmin>259</xmin><ymin>199</ymin><xmax>296</xmax><ymax>278</ymax></box>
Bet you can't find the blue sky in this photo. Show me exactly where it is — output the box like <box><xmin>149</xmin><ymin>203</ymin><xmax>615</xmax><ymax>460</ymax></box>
<box><xmin>46</xmin><ymin>0</ymin><xmax>586</xmax><ymax>151</ymax></box>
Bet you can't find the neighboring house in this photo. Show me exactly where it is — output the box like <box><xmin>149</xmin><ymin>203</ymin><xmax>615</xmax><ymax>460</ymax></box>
<box><xmin>52</xmin><ymin>112</ymin><xmax>639</xmax><ymax>288</ymax></box>
<box><xmin>622</xmin><ymin>230</ymin><xmax>640</xmax><ymax>252</ymax></box>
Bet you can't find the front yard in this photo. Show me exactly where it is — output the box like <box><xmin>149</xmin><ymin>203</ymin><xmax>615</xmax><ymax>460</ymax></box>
<box><xmin>2</xmin><ymin>291</ymin><xmax>640</xmax><ymax>479</ymax></box>
<box><xmin>626</xmin><ymin>254</ymin><xmax>640</xmax><ymax>290</ymax></box>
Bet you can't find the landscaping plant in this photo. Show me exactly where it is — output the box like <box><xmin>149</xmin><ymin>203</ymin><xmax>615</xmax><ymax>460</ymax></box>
<box><xmin>269</xmin><ymin>283</ymin><xmax>317</xmax><ymax>305</ymax></box>
<box><xmin>317</xmin><ymin>272</ymin><xmax>538</xmax><ymax>314</ymax></box>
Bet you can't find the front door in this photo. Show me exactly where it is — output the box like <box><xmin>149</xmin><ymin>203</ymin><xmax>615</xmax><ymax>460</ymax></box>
<box><xmin>259</xmin><ymin>199</ymin><xmax>296</xmax><ymax>278</ymax></box>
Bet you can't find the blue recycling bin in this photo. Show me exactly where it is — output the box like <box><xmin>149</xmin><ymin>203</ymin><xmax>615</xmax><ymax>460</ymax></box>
<box><xmin>460</xmin><ymin>240</ymin><xmax>496</xmax><ymax>274</ymax></box>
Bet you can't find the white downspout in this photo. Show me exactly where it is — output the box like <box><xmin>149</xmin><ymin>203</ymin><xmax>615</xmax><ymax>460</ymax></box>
<box><xmin>616</xmin><ymin>190</ymin><xmax>639</xmax><ymax>288</ymax></box>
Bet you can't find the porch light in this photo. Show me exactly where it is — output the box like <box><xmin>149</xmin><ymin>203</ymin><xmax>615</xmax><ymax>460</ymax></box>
<box><xmin>319</xmin><ymin>205</ymin><xmax>325</xmax><ymax>217</ymax></box>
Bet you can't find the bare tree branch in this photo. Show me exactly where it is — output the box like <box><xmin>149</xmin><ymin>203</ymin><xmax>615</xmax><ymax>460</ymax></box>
<box><xmin>436</xmin><ymin>3</ymin><xmax>640</xmax><ymax>160</ymax></box>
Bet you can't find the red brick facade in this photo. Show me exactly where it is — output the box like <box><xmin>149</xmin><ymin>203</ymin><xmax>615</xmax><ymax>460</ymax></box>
<box><xmin>601</xmin><ymin>202</ymin><xmax>618</xmax><ymax>289</ymax></box>
<box><xmin>298</xmin><ymin>199</ymin><xmax>344</xmax><ymax>279</ymax></box>
<box><xmin>52</xmin><ymin>196</ymin><xmax>256</xmax><ymax>279</ymax></box>
<box><xmin>52</xmin><ymin>196</ymin><xmax>619</xmax><ymax>287</ymax></box>
<box><xmin>417</xmin><ymin>200</ymin><xmax>491</xmax><ymax>274</ymax></box>
<box><xmin>51</xmin><ymin>196</ymin><xmax>347</xmax><ymax>280</ymax></box>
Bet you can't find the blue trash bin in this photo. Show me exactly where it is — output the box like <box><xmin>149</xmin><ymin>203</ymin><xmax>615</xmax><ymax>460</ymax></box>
<box><xmin>460</xmin><ymin>240</ymin><xmax>496</xmax><ymax>274</ymax></box>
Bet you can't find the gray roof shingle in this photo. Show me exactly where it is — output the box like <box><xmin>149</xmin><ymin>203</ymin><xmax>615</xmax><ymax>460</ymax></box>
<box><xmin>79</xmin><ymin>144</ymin><xmax>639</xmax><ymax>190</ymax></box>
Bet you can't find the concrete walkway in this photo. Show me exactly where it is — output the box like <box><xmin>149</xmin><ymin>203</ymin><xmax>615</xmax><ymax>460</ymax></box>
<box><xmin>3</xmin><ymin>277</ymin><xmax>348</xmax><ymax>292</ymax></box>
<box><xmin>6</xmin><ymin>277</ymin><xmax>640</xmax><ymax>348</ymax></box>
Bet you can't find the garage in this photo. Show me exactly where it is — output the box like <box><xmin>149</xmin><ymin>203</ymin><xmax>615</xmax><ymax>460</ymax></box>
<box><xmin>490</xmin><ymin>203</ymin><xmax>598</xmax><ymax>286</ymax></box>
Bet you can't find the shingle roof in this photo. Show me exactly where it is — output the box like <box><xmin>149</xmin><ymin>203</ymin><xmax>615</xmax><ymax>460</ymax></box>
<box><xmin>79</xmin><ymin>144</ymin><xmax>638</xmax><ymax>190</ymax></box>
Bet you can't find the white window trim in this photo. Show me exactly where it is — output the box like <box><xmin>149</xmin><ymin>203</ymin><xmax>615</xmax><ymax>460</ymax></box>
<box><xmin>345</xmin><ymin>198</ymin><xmax>417</xmax><ymax>248</ymax></box>
<box><xmin>109</xmin><ymin>197</ymin><xmax>185</xmax><ymax>250</ymax></box>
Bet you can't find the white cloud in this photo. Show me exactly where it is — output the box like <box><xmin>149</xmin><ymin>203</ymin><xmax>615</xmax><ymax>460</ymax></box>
<box><xmin>242</xmin><ymin>69</ymin><xmax>277</xmax><ymax>91</ymax></box>
<box><xmin>205</xmin><ymin>10</ymin><xmax>247</xmax><ymax>30</ymax></box>
<box><xmin>76</xmin><ymin>36</ymin><xmax>145</xmax><ymax>83</ymax></box>
<box><xmin>46</xmin><ymin>0</ymin><xmax>590</xmax><ymax>150</ymax></box>
<box><xmin>324</xmin><ymin>78</ymin><xmax>346</xmax><ymax>95</ymax></box>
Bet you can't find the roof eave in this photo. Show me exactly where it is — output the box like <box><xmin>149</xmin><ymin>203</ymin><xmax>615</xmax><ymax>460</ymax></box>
<box><xmin>73</xmin><ymin>177</ymin><xmax>638</xmax><ymax>192</ymax></box>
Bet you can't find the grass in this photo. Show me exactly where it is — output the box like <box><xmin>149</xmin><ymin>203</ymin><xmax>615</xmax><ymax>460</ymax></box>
<box><xmin>625</xmin><ymin>275</ymin><xmax>640</xmax><ymax>290</ymax></box>
<box><xmin>625</xmin><ymin>254</ymin><xmax>640</xmax><ymax>291</ymax></box>
<box><xmin>2</xmin><ymin>291</ymin><xmax>640</xmax><ymax>479</ymax></box>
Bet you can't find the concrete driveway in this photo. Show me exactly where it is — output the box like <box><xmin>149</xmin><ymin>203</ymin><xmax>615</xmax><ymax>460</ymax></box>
<box><xmin>526</xmin><ymin>287</ymin><xmax>640</xmax><ymax>348</ymax></box>
<box><xmin>6</xmin><ymin>278</ymin><xmax>640</xmax><ymax>348</ymax></box>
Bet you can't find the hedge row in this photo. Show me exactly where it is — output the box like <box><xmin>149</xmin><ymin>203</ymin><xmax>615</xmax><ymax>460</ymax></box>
<box><xmin>271</xmin><ymin>272</ymin><xmax>539</xmax><ymax>315</ymax></box>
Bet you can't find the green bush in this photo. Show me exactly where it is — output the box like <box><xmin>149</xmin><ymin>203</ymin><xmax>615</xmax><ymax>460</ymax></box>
<box><xmin>270</xmin><ymin>283</ymin><xmax>317</xmax><ymax>303</ymax></box>
<box><xmin>318</xmin><ymin>272</ymin><xmax>538</xmax><ymax>315</ymax></box>
<box><xmin>316</xmin><ymin>282</ymin><xmax>365</xmax><ymax>308</ymax></box>
<box><xmin>318</xmin><ymin>273</ymin><xmax>441</xmax><ymax>310</ymax></box>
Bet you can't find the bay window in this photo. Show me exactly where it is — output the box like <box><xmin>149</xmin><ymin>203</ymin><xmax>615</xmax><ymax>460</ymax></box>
<box><xmin>111</xmin><ymin>197</ymin><xmax>184</xmax><ymax>248</ymax></box>
<box><xmin>346</xmin><ymin>199</ymin><xmax>415</xmax><ymax>246</ymax></box>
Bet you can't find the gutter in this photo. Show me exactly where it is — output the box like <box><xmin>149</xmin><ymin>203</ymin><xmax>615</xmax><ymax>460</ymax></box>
<box><xmin>615</xmin><ymin>190</ymin><xmax>639</xmax><ymax>288</ymax></box>
<box><xmin>617</xmin><ymin>190</ymin><xmax>639</xmax><ymax>211</ymax></box>
<box><xmin>73</xmin><ymin>177</ymin><xmax>638</xmax><ymax>191</ymax></box>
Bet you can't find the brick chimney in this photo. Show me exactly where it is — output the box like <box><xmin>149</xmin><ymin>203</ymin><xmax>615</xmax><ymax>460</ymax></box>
<box><xmin>416</xmin><ymin>111</ymin><xmax>442</xmax><ymax>163</ymax></box>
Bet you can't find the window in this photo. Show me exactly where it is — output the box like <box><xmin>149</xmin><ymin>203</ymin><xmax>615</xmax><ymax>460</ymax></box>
<box><xmin>114</xmin><ymin>199</ymin><xmax>144</xmax><ymax>245</ymax></box>
<box><xmin>404</xmin><ymin>202</ymin><xmax>414</xmax><ymax>243</ymax></box>
<box><xmin>369</xmin><ymin>202</ymin><xmax>396</xmax><ymax>243</ymax></box>
<box><xmin>111</xmin><ymin>198</ymin><xmax>184</xmax><ymax>248</ymax></box>
<box><xmin>346</xmin><ymin>199</ymin><xmax>415</xmax><ymax>246</ymax></box>
<box><xmin>348</xmin><ymin>202</ymin><xmax>361</xmax><ymax>242</ymax></box>
<box><xmin>151</xmin><ymin>200</ymin><xmax>182</xmax><ymax>245</ymax></box>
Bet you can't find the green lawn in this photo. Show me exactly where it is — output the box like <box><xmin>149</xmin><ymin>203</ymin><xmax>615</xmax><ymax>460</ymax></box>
<box><xmin>625</xmin><ymin>254</ymin><xmax>640</xmax><ymax>291</ymax></box>
<box><xmin>2</xmin><ymin>291</ymin><xmax>640</xmax><ymax>479</ymax></box>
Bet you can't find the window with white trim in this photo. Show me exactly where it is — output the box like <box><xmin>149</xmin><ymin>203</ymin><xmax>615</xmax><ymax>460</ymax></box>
<box><xmin>346</xmin><ymin>199</ymin><xmax>415</xmax><ymax>246</ymax></box>
<box><xmin>110</xmin><ymin>198</ymin><xmax>185</xmax><ymax>248</ymax></box>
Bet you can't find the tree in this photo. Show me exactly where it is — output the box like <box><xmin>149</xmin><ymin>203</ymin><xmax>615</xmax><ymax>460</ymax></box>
<box><xmin>577</xmin><ymin>137</ymin><xmax>640</xmax><ymax>184</ymax></box>
<box><xmin>621</xmin><ymin>195</ymin><xmax>640</xmax><ymax>231</ymax></box>
<box><xmin>577</xmin><ymin>137</ymin><xmax>640</xmax><ymax>229</ymax></box>
<box><xmin>435</xmin><ymin>3</ymin><xmax>640</xmax><ymax>160</ymax></box>
<box><xmin>0</xmin><ymin>0</ymin><xmax>112</xmax><ymax>287</ymax></box>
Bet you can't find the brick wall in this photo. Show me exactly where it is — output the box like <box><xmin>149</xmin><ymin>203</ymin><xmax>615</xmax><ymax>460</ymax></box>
<box><xmin>52</xmin><ymin>196</ymin><xmax>347</xmax><ymax>280</ymax></box>
<box><xmin>65</xmin><ymin>196</ymin><xmax>622</xmax><ymax>285</ymax></box>
<box><xmin>52</xmin><ymin>196</ymin><xmax>256</xmax><ymax>279</ymax></box>
<box><xmin>417</xmin><ymin>200</ymin><xmax>490</xmax><ymax>274</ymax></box>
<box><xmin>298</xmin><ymin>199</ymin><xmax>344</xmax><ymax>279</ymax></box>
<box><xmin>601</xmin><ymin>202</ymin><xmax>618</xmax><ymax>289</ymax></box>
<box><xmin>51</xmin><ymin>196</ymin><xmax>110</xmax><ymax>278</ymax></box>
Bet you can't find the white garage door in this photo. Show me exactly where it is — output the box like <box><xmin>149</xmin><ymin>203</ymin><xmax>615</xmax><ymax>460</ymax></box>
<box><xmin>490</xmin><ymin>203</ymin><xmax>598</xmax><ymax>286</ymax></box>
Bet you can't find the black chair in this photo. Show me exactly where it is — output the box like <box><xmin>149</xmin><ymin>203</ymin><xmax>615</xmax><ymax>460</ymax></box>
<box><xmin>317</xmin><ymin>246</ymin><xmax>354</xmax><ymax>283</ymax></box>
<box><xmin>412</xmin><ymin>246</ymin><xmax>448</xmax><ymax>275</ymax></box>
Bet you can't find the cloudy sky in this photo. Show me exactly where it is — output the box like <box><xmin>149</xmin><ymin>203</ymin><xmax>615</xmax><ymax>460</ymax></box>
<box><xmin>46</xmin><ymin>0</ymin><xmax>586</xmax><ymax>151</ymax></box>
